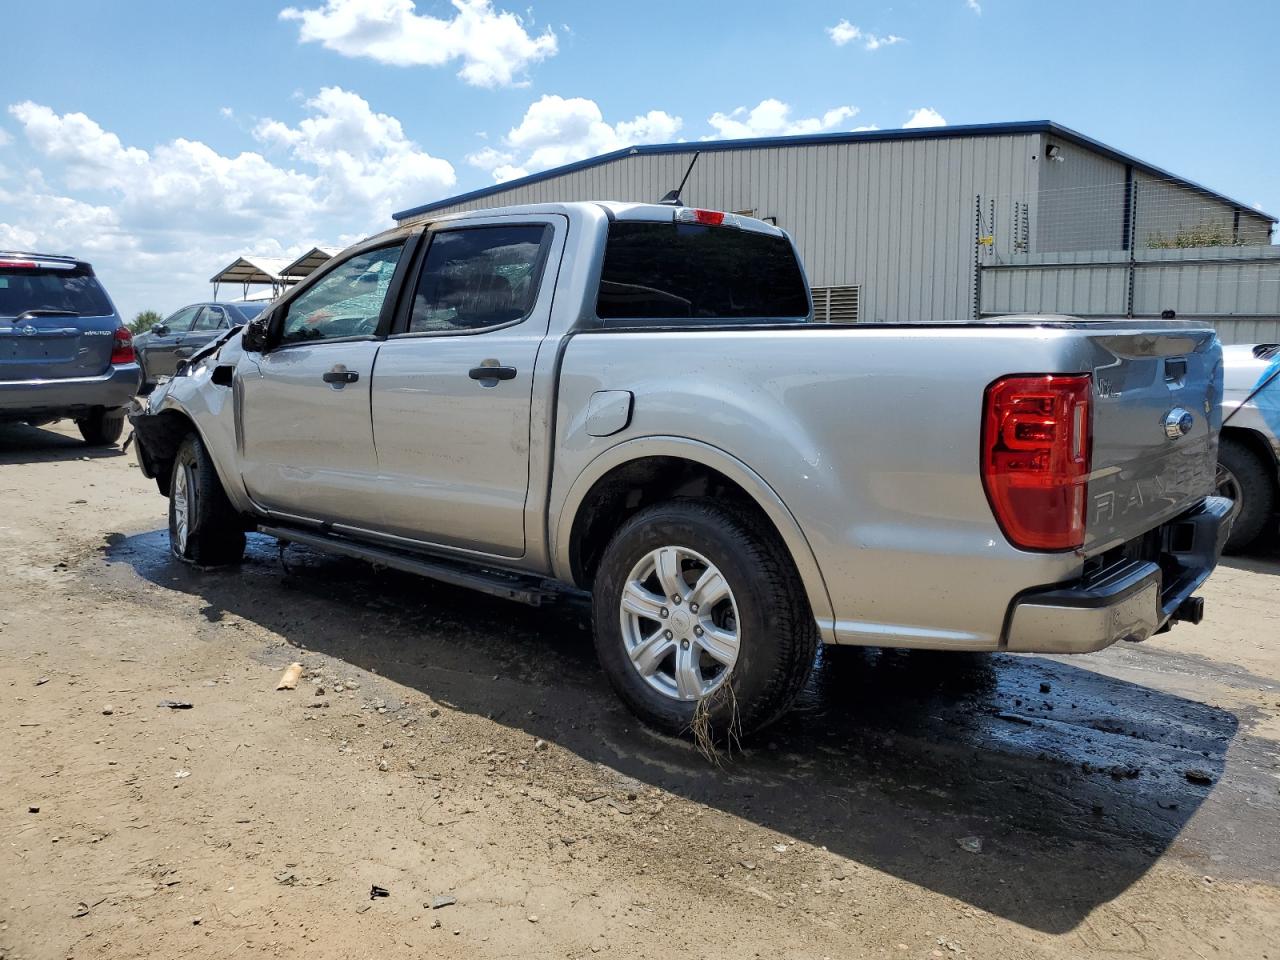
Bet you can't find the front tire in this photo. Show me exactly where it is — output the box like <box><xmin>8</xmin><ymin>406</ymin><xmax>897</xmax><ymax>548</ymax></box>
<box><xmin>1218</xmin><ymin>436</ymin><xmax>1276</xmax><ymax>553</ymax></box>
<box><xmin>591</xmin><ymin>500</ymin><xmax>819</xmax><ymax>738</ymax></box>
<box><xmin>169</xmin><ymin>433</ymin><xmax>246</xmax><ymax>566</ymax></box>
<box><xmin>77</xmin><ymin>407</ymin><xmax>126</xmax><ymax>446</ymax></box>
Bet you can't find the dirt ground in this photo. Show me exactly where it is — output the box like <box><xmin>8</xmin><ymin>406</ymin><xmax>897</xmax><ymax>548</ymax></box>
<box><xmin>2</xmin><ymin>421</ymin><xmax>1279</xmax><ymax>960</ymax></box>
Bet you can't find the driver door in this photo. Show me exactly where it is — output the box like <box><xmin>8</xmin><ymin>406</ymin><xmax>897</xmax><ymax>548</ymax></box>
<box><xmin>176</xmin><ymin>305</ymin><xmax>230</xmax><ymax>364</ymax></box>
<box><xmin>237</xmin><ymin>240</ymin><xmax>411</xmax><ymax>528</ymax></box>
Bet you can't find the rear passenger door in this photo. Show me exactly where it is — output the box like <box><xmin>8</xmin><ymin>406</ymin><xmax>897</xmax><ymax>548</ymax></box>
<box><xmin>147</xmin><ymin>305</ymin><xmax>199</xmax><ymax>377</ymax></box>
<box><xmin>176</xmin><ymin>305</ymin><xmax>228</xmax><ymax>362</ymax></box>
<box><xmin>370</xmin><ymin>216</ymin><xmax>565</xmax><ymax>558</ymax></box>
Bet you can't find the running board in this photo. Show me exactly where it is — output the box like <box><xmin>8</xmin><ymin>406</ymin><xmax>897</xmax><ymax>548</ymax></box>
<box><xmin>257</xmin><ymin>524</ymin><xmax>558</xmax><ymax>606</ymax></box>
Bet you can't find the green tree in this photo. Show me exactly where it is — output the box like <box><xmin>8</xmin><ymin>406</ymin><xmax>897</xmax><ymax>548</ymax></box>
<box><xmin>129</xmin><ymin>309</ymin><xmax>163</xmax><ymax>334</ymax></box>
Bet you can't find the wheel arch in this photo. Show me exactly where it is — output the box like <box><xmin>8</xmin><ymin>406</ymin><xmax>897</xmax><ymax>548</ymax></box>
<box><xmin>132</xmin><ymin>405</ymin><xmax>200</xmax><ymax>496</ymax></box>
<box><xmin>1220</xmin><ymin>426</ymin><xmax>1280</xmax><ymax>512</ymax></box>
<box><xmin>1221</xmin><ymin>425</ymin><xmax>1280</xmax><ymax>475</ymax></box>
<box><xmin>134</xmin><ymin>399</ymin><xmax>241</xmax><ymax>506</ymax></box>
<box><xmin>553</xmin><ymin>437</ymin><xmax>835</xmax><ymax>638</ymax></box>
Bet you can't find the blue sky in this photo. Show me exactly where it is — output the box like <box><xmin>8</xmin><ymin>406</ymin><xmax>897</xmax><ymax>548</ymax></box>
<box><xmin>1</xmin><ymin>0</ymin><xmax>1276</xmax><ymax>320</ymax></box>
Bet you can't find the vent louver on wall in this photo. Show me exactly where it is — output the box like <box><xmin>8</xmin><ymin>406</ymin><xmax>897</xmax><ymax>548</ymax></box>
<box><xmin>811</xmin><ymin>285</ymin><xmax>860</xmax><ymax>323</ymax></box>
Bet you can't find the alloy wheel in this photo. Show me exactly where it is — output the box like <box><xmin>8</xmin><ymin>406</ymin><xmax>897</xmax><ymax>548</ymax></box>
<box><xmin>618</xmin><ymin>545</ymin><xmax>741</xmax><ymax>702</ymax></box>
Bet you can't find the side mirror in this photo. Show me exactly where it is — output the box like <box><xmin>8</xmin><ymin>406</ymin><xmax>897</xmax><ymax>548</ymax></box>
<box><xmin>152</xmin><ymin>323</ymin><xmax>169</xmax><ymax>337</ymax></box>
<box><xmin>240</xmin><ymin>314</ymin><xmax>272</xmax><ymax>353</ymax></box>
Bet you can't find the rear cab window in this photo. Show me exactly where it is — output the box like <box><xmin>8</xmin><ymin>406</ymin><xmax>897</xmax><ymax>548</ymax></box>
<box><xmin>0</xmin><ymin>262</ymin><xmax>114</xmax><ymax>319</ymax></box>
<box><xmin>595</xmin><ymin>221</ymin><xmax>810</xmax><ymax>324</ymax></box>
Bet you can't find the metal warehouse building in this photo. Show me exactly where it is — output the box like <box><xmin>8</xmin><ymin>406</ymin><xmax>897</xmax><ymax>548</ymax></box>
<box><xmin>395</xmin><ymin>121</ymin><xmax>1280</xmax><ymax>344</ymax></box>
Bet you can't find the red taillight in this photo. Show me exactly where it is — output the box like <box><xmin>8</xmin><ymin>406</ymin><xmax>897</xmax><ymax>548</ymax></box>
<box><xmin>981</xmin><ymin>374</ymin><xmax>1092</xmax><ymax>551</ymax></box>
<box><xmin>0</xmin><ymin>259</ymin><xmax>38</xmax><ymax>268</ymax></box>
<box><xmin>110</xmin><ymin>326</ymin><xmax>135</xmax><ymax>365</ymax></box>
<box><xmin>690</xmin><ymin>209</ymin><xmax>725</xmax><ymax>226</ymax></box>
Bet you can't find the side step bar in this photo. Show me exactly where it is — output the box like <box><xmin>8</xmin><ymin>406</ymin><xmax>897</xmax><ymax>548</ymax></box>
<box><xmin>258</xmin><ymin>524</ymin><xmax>559</xmax><ymax>606</ymax></box>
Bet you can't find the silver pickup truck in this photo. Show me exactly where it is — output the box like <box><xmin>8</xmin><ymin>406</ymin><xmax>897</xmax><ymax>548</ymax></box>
<box><xmin>129</xmin><ymin>201</ymin><xmax>1232</xmax><ymax>736</ymax></box>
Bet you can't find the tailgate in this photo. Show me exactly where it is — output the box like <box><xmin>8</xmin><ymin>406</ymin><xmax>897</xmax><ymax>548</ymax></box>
<box><xmin>1</xmin><ymin>259</ymin><xmax>118</xmax><ymax>381</ymax></box>
<box><xmin>0</xmin><ymin>314</ymin><xmax>115</xmax><ymax>380</ymax></box>
<box><xmin>1084</xmin><ymin>328</ymin><xmax>1222</xmax><ymax>552</ymax></box>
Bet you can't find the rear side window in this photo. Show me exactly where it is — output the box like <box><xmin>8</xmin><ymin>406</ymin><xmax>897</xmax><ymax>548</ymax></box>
<box><xmin>0</xmin><ymin>265</ymin><xmax>113</xmax><ymax>319</ymax></box>
<box><xmin>595</xmin><ymin>222</ymin><xmax>810</xmax><ymax>322</ymax></box>
<box><xmin>191</xmin><ymin>306</ymin><xmax>227</xmax><ymax>331</ymax></box>
<box><xmin>408</xmin><ymin>225</ymin><xmax>549</xmax><ymax>334</ymax></box>
<box><xmin>230</xmin><ymin>302</ymin><xmax>267</xmax><ymax>323</ymax></box>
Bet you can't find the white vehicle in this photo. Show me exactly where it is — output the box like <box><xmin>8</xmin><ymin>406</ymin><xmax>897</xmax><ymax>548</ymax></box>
<box><xmin>1217</xmin><ymin>343</ymin><xmax>1280</xmax><ymax>551</ymax></box>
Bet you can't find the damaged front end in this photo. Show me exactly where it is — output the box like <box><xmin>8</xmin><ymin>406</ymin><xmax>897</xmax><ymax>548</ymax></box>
<box><xmin>127</xmin><ymin>327</ymin><xmax>244</xmax><ymax>496</ymax></box>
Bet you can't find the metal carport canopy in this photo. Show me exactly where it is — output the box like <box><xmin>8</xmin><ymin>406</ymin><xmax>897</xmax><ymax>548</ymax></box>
<box><xmin>209</xmin><ymin>255</ymin><xmax>293</xmax><ymax>286</ymax></box>
<box><xmin>281</xmin><ymin>247</ymin><xmax>339</xmax><ymax>280</ymax></box>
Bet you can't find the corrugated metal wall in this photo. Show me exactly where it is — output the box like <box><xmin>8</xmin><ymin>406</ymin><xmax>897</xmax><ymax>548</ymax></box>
<box><xmin>1036</xmin><ymin>138</ymin><xmax>1127</xmax><ymax>253</ymax></box>
<box><xmin>981</xmin><ymin>245</ymin><xmax>1280</xmax><ymax>344</ymax></box>
<box><xmin>419</xmin><ymin>134</ymin><xmax>1042</xmax><ymax>323</ymax></box>
<box><xmin>1134</xmin><ymin>171</ymin><xmax>1272</xmax><ymax>247</ymax></box>
<box><xmin>981</xmin><ymin>251</ymin><xmax>1130</xmax><ymax>317</ymax></box>
<box><xmin>417</xmin><ymin>132</ymin><xmax>1276</xmax><ymax>332</ymax></box>
<box><xmin>1214</xmin><ymin>317</ymin><xmax>1280</xmax><ymax>345</ymax></box>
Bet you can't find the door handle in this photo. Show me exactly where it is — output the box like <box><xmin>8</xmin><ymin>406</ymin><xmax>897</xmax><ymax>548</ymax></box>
<box><xmin>468</xmin><ymin>364</ymin><xmax>517</xmax><ymax>382</ymax></box>
<box><xmin>322</xmin><ymin>369</ymin><xmax>360</xmax><ymax>384</ymax></box>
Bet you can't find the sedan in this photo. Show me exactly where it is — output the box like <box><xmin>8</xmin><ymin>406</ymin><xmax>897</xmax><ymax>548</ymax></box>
<box><xmin>135</xmin><ymin>301</ymin><xmax>267</xmax><ymax>386</ymax></box>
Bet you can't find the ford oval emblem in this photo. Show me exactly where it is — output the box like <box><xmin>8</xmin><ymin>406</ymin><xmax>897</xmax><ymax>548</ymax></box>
<box><xmin>1163</xmin><ymin>407</ymin><xmax>1194</xmax><ymax>440</ymax></box>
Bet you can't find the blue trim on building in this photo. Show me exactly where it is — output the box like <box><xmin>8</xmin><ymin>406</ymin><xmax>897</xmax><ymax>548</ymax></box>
<box><xmin>394</xmin><ymin>120</ymin><xmax>1276</xmax><ymax>224</ymax></box>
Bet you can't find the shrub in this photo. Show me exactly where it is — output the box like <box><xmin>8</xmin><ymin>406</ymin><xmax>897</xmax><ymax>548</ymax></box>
<box><xmin>129</xmin><ymin>310</ymin><xmax>163</xmax><ymax>334</ymax></box>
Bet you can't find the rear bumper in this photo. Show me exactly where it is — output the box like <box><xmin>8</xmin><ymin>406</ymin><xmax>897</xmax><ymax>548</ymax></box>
<box><xmin>0</xmin><ymin>364</ymin><xmax>140</xmax><ymax>419</ymax></box>
<box><xmin>1005</xmin><ymin>496</ymin><xmax>1232</xmax><ymax>654</ymax></box>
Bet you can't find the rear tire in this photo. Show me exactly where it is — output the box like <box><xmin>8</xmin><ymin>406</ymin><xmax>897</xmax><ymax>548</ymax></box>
<box><xmin>169</xmin><ymin>433</ymin><xmax>246</xmax><ymax>566</ymax></box>
<box><xmin>77</xmin><ymin>407</ymin><xmax>126</xmax><ymax>446</ymax></box>
<box><xmin>1218</xmin><ymin>436</ymin><xmax>1276</xmax><ymax>553</ymax></box>
<box><xmin>591</xmin><ymin>499</ymin><xmax>819</xmax><ymax>738</ymax></box>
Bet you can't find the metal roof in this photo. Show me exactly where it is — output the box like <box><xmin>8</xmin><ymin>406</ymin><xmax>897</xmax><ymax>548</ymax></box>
<box><xmin>394</xmin><ymin>120</ymin><xmax>1276</xmax><ymax>223</ymax></box>
<box><xmin>281</xmin><ymin>247</ymin><xmax>339</xmax><ymax>279</ymax></box>
<box><xmin>209</xmin><ymin>255</ymin><xmax>294</xmax><ymax>285</ymax></box>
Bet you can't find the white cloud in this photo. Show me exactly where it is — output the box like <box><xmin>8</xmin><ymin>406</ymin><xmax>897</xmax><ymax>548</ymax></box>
<box><xmin>253</xmin><ymin>86</ymin><xmax>455</xmax><ymax>218</ymax></box>
<box><xmin>0</xmin><ymin>187</ymin><xmax>134</xmax><ymax>256</ymax></box>
<box><xmin>903</xmin><ymin>107</ymin><xmax>947</xmax><ymax>128</ymax></box>
<box><xmin>484</xmin><ymin>95</ymin><xmax>681</xmax><ymax>181</ymax></box>
<box><xmin>827</xmin><ymin>20</ymin><xmax>860</xmax><ymax>45</ymax></box>
<box><xmin>466</xmin><ymin>145</ymin><xmax>516</xmax><ymax>171</ymax></box>
<box><xmin>706</xmin><ymin>99</ymin><xmax>858</xmax><ymax>140</ymax></box>
<box><xmin>0</xmin><ymin>221</ymin><xmax>37</xmax><ymax>250</ymax></box>
<box><xmin>967</xmin><ymin>0</ymin><xmax>982</xmax><ymax>14</ymax></box>
<box><xmin>492</xmin><ymin>164</ymin><xmax>528</xmax><ymax>183</ymax></box>
<box><xmin>280</xmin><ymin>0</ymin><xmax>557</xmax><ymax>87</ymax></box>
<box><xmin>826</xmin><ymin>20</ymin><xmax>904</xmax><ymax>50</ymax></box>
<box><xmin>0</xmin><ymin>128</ymin><xmax>11</xmax><ymax>147</ymax></box>
<box><xmin>465</xmin><ymin>146</ymin><xmax>529</xmax><ymax>183</ymax></box>
<box><xmin>2</xmin><ymin>90</ymin><xmax>456</xmax><ymax>320</ymax></box>
<box><xmin>864</xmin><ymin>33</ymin><xmax>904</xmax><ymax>50</ymax></box>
